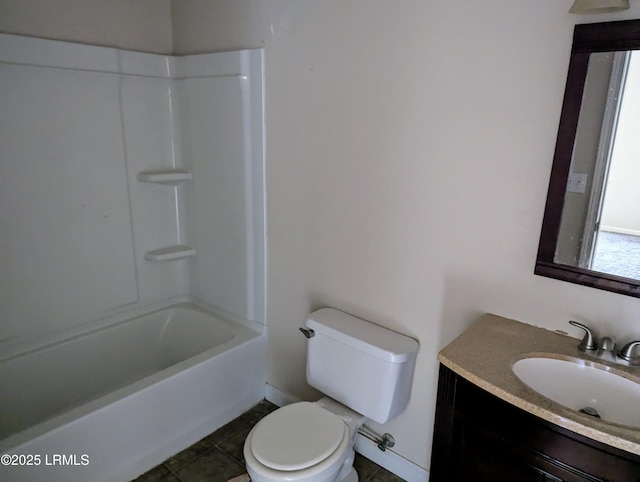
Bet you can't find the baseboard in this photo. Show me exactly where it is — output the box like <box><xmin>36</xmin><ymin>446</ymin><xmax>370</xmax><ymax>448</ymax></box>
<box><xmin>264</xmin><ymin>383</ymin><xmax>301</xmax><ymax>407</ymax></box>
<box><xmin>600</xmin><ymin>226</ymin><xmax>640</xmax><ymax>237</ymax></box>
<box><xmin>354</xmin><ymin>433</ymin><xmax>429</xmax><ymax>481</ymax></box>
<box><xmin>263</xmin><ymin>383</ymin><xmax>430</xmax><ymax>481</ymax></box>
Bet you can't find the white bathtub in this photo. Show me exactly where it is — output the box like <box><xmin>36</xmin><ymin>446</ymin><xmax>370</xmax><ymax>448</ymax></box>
<box><xmin>0</xmin><ymin>303</ymin><xmax>266</xmax><ymax>482</ymax></box>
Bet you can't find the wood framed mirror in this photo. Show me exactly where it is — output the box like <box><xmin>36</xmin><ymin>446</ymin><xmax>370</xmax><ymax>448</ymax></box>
<box><xmin>536</xmin><ymin>19</ymin><xmax>640</xmax><ymax>297</ymax></box>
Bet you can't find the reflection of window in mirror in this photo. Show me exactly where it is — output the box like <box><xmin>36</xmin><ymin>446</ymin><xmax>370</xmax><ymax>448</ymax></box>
<box><xmin>556</xmin><ymin>50</ymin><xmax>640</xmax><ymax>279</ymax></box>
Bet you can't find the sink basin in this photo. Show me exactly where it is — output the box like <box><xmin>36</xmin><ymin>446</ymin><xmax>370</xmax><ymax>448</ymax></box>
<box><xmin>512</xmin><ymin>357</ymin><xmax>640</xmax><ymax>428</ymax></box>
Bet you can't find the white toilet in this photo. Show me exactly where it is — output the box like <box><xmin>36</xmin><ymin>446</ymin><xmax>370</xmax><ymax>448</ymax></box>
<box><xmin>243</xmin><ymin>308</ymin><xmax>419</xmax><ymax>482</ymax></box>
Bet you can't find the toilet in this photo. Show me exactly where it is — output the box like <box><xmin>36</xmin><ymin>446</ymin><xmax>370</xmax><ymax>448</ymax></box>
<box><xmin>243</xmin><ymin>308</ymin><xmax>419</xmax><ymax>482</ymax></box>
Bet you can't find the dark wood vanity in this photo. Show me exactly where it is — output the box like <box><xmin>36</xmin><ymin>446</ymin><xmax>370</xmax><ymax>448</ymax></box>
<box><xmin>430</xmin><ymin>365</ymin><xmax>640</xmax><ymax>482</ymax></box>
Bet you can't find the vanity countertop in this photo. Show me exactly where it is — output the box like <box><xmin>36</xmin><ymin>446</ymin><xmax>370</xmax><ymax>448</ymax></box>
<box><xmin>438</xmin><ymin>314</ymin><xmax>640</xmax><ymax>456</ymax></box>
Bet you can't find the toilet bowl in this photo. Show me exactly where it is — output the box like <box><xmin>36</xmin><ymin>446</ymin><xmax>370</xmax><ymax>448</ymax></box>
<box><xmin>243</xmin><ymin>400</ymin><xmax>362</xmax><ymax>482</ymax></box>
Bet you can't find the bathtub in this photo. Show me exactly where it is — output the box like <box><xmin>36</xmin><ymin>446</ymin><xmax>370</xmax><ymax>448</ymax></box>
<box><xmin>0</xmin><ymin>302</ymin><xmax>266</xmax><ymax>482</ymax></box>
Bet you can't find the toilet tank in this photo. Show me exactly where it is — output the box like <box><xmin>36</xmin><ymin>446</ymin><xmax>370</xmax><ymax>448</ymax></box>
<box><xmin>304</xmin><ymin>308</ymin><xmax>419</xmax><ymax>424</ymax></box>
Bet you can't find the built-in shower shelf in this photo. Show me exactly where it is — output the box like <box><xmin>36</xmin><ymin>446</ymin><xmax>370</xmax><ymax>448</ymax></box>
<box><xmin>137</xmin><ymin>169</ymin><xmax>192</xmax><ymax>185</ymax></box>
<box><xmin>143</xmin><ymin>245</ymin><xmax>195</xmax><ymax>262</ymax></box>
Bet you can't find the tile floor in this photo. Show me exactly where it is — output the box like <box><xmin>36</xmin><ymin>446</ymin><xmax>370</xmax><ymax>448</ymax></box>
<box><xmin>135</xmin><ymin>400</ymin><xmax>405</xmax><ymax>482</ymax></box>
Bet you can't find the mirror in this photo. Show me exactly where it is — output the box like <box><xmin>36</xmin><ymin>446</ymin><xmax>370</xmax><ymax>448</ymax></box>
<box><xmin>536</xmin><ymin>19</ymin><xmax>640</xmax><ymax>297</ymax></box>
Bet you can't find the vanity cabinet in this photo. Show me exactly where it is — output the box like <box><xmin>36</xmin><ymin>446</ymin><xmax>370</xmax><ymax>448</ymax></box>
<box><xmin>430</xmin><ymin>365</ymin><xmax>640</xmax><ymax>482</ymax></box>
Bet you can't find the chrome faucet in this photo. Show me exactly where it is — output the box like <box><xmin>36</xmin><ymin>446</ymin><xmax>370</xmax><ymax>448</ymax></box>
<box><xmin>568</xmin><ymin>321</ymin><xmax>640</xmax><ymax>366</ymax></box>
<box><xmin>618</xmin><ymin>340</ymin><xmax>640</xmax><ymax>364</ymax></box>
<box><xmin>596</xmin><ymin>336</ymin><xmax>617</xmax><ymax>363</ymax></box>
<box><xmin>568</xmin><ymin>321</ymin><xmax>598</xmax><ymax>352</ymax></box>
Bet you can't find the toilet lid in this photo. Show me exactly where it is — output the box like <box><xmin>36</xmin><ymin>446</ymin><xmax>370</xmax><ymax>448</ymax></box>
<box><xmin>250</xmin><ymin>401</ymin><xmax>347</xmax><ymax>471</ymax></box>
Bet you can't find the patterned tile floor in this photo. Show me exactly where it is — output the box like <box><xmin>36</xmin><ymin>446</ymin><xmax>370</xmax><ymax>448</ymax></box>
<box><xmin>134</xmin><ymin>400</ymin><xmax>405</xmax><ymax>482</ymax></box>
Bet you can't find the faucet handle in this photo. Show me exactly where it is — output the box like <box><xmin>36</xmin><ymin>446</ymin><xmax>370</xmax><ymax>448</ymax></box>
<box><xmin>569</xmin><ymin>321</ymin><xmax>598</xmax><ymax>351</ymax></box>
<box><xmin>618</xmin><ymin>340</ymin><xmax>640</xmax><ymax>363</ymax></box>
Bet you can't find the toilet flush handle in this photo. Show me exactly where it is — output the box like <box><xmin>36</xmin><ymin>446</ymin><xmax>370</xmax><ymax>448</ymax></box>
<box><xmin>299</xmin><ymin>327</ymin><xmax>315</xmax><ymax>338</ymax></box>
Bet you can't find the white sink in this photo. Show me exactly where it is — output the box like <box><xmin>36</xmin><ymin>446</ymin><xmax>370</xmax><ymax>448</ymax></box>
<box><xmin>512</xmin><ymin>357</ymin><xmax>640</xmax><ymax>428</ymax></box>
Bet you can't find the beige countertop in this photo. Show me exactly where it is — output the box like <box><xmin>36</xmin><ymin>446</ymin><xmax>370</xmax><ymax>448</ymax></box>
<box><xmin>438</xmin><ymin>313</ymin><xmax>640</xmax><ymax>456</ymax></box>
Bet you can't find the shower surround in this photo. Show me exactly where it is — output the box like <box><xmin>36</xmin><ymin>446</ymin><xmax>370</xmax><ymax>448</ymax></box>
<box><xmin>0</xmin><ymin>34</ymin><xmax>265</xmax><ymax>481</ymax></box>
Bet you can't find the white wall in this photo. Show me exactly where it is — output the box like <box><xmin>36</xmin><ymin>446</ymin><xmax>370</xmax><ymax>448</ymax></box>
<box><xmin>0</xmin><ymin>0</ymin><xmax>172</xmax><ymax>54</ymax></box>
<box><xmin>556</xmin><ymin>52</ymin><xmax>613</xmax><ymax>265</ymax></box>
<box><xmin>172</xmin><ymin>0</ymin><xmax>640</xmax><ymax>472</ymax></box>
<box><xmin>600</xmin><ymin>50</ymin><xmax>640</xmax><ymax>234</ymax></box>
